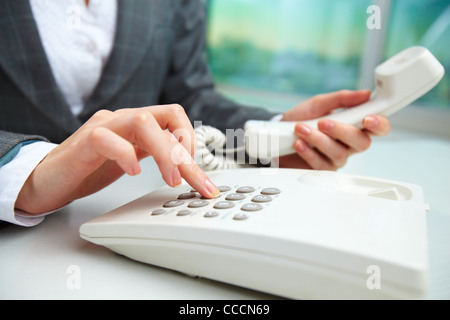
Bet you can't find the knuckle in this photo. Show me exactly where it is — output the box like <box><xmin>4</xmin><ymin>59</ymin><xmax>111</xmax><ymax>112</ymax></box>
<box><xmin>362</xmin><ymin>137</ymin><xmax>372</xmax><ymax>151</ymax></box>
<box><xmin>169</xmin><ymin>103</ymin><xmax>186</xmax><ymax>116</ymax></box>
<box><xmin>113</xmin><ymin>108</ymin><xmax>131</xmax><ymax>115</ymax></box>
<box><xmin>309</xmin><ymin>95</ymin><xmax>326</xmax><ymax>117</ymax></box>
<box><xmin>92</xmin><ymin>109</ymin><xmax>113</xmax><ymax>120</ymax></box>
<box><xmin>310</xmin><ymin>94</ymin><xmax>323</xmax><ymax>107</ymax></box>
<box><xmin>315</xmin><ymin>161</ymin><xmax>331</xmax><ymax>171</ymax></box>
<box><xmin>335</xmin><ymin>149</ymin><xmax>348</xmax><ymax>165</ymax></box>
<box><xmin>120</xmin><ymin>143</ymin><xmax>136</xmax><ymax>158</ymax></box>
<box><xmin>87</xmin><ymin>127</ymin><xmax>105</xmax><ymax>143</ymax></box>
<box><xmin>358</xmin><ymin>136</ymin><xmax>372</xmax><ymax>152</ymax></box>
<box><xmin>335</xmin><ymin>158</ymin><xmax>347</xmax><ymax>169</ymax></box>
<box><xmin>338</xmin><ymin>89</ymin><xmax>351</xmax><ymax>96</ymax></box>
<box><xmin>84</xmin><ymin>127</ymin><xmax>109</xmax><ymax>151</ymax></box>
<box><xmin>328</xmin><ymin>164</ymin><xmax>339</xmax><ymax>171</ymax></box>
<box><xmin>131</xmin><ymin>111</ymin><xmax>154</xmax><ymax>127</ymax></box>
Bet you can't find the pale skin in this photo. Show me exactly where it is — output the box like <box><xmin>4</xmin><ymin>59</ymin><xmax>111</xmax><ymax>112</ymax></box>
<box><xmin>15</xmin><ymin>0</ymin><xmax>391</xmax><ymax>215</ymax></box>
<box><xmin>15</xmin><ymin>90</ymin><xmax>391</xmax><ymax>215</ymax></box>
<box><xmin>278</xmin><ymin>89</ymin><xmax>390</xmax><ymax>170</ymax></box>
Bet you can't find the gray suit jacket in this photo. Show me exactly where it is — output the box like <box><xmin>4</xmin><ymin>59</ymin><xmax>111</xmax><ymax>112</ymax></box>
<box><xmin>0</xmin><ymin>0</ymin><xmax>275</xmax><ymax>157</ymax></box>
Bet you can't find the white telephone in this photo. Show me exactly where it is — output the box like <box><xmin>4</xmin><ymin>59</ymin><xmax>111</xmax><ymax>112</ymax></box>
<box><xmin>80</xmin><ymin>168</ymin><xmax>429</xmax><ymax>299</ymax></box>
<box><xmin>79</xmin><ymin>47</ymin><xmax>443</xmax><ymax>299</ymax></box>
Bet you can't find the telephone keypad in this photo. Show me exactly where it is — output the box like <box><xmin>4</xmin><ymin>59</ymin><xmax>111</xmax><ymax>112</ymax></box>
<box><xmin>153</xmin><ymin>185</ymin><xmax>280</xmax><ymax>221</ymax></box>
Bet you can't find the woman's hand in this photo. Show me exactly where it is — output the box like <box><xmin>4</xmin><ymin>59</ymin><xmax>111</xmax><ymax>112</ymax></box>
<box><xmin>15</xmin><ymin>104</ymin><xmax>220</xmax><ymax>214</ymax></box>
<box><xmin>279</xmin><ymin>90</ymin><xmax>391</xmax><ymax>170</ymax></box>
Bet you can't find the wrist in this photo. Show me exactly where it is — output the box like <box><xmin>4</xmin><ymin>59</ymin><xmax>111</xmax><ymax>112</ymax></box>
<box><xmin>15</xmin><ymin>168</ymin><xmax>44</xmax><ymax>215</ymax></box>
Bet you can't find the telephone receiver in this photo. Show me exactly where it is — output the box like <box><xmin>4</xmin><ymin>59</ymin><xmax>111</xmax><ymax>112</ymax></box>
<box><xmin>196</xmin><ymin>46</ymin><xmax>445</xmax><ymax>170</ymax></box>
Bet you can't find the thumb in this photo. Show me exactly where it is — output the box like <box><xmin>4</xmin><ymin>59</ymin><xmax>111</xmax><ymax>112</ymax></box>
<box><xmin>283</xmin><ymin>90</ymin><xmax>371</xmax><ymax>121</ymax></box>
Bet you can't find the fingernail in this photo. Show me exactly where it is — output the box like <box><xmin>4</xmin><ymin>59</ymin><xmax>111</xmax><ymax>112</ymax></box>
<box><xmin>363</xmin><ymin>116</ymin><xmax>378</xmax><ymax>129</ymax></box>
<box><xmin>172</xmin><ymin>167</ymin><xmax>182</xmax><ymax>186</ymax></box>
<box><xmin>294</xmin><ymin>140</ymin><xmax>307</xmax><ymax>153</ymax></box>
<box><xmin>296</xmin><ymin>124</ymin><xmax>311</xmax><ymax>136</ymax></box>
<box><xmin>205</xmin><ymin>178</ymin><xmax>220</xmax><ymax>198</ymax></box>
<box><xmin>319</xmin><ymin>120</ymin><xmax>334</xmax><ymax>132</ymax></box>
<box><xmin>128</xmin><ymin>161</ymin><xmax>141</xmax><ymax>176</ymax></box>
<box><xmin>132</xmin><ymin>162</ymin><xmax>141</xmax><ymax>175</ymax></box>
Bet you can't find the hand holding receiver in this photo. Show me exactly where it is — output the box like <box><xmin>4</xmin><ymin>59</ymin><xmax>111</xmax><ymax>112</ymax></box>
<box><xmin>245</xmin><ymin>46</ymin><xmax>445</xmax><ymax>159</ymax></box>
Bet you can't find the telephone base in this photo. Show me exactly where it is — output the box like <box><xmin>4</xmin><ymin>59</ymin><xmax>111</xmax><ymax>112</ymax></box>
<box><xmin>80</xmin><ymin>168</ymin><xmax>429</xmax><ymax>299</ymax></box>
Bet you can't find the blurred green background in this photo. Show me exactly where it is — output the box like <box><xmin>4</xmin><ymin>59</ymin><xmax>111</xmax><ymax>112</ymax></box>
<box><xmin>206</xmin><ymin>0</ymin><xmax>450</xmax><ymax>111</ymax></box>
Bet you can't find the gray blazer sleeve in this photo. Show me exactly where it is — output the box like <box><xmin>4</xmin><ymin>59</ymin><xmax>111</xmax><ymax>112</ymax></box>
<box><xmin>159</xmin><ymin>0</ymin><xmax>277</xmax><ymax>132</ymax></box>
<box><xmin>0</xmin><ymin>130</ymin><xmax>48</xmax><ymax>159</ymax></box>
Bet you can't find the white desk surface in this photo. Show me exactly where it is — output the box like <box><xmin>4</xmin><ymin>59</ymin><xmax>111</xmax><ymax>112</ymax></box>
<box><xmin>1</xmin><ymin>128</ymin><xmax>449</xmax><ymax>300</ymax></box>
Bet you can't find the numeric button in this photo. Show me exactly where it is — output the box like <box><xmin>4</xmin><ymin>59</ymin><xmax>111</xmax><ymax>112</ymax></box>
<box><xmin>233</xmin><ymin>213</ymin><xmax>248</xmax><ymax>221</ymax></box>
<box><xmin>177</xmin><ymin>210</ymin><xmax>192</xmax><ymax>216</ymax></box>
<box><xmin>151</xmin><ymin>209</ymin><xmax>166</xmax><ymax>216</ymax></box>
<box><xmin>188</xmin><ymin>200</ymin><xmax>209</xmax><ymax>208</ymax></box>
<box><xmin>241</xmin><ymin>203</ymin><xmax>263</xmax><ymax>212</ymax></box>
<box><xmin>214</xmin><ymin>201</ymin><xmax>235</xmax><ymax>210</ymax></box>
<box><xmin>261</xmin><ymin>188</ymin><xmax>281</xmax><ymax>195</ymax></box>
<box><xmin>204</xmin><ymin>211</ymin><xmax>219</xmax><ymax>218</ymax></box>
<box><xmin>236</xmin><ymin>186</ymin><xmax>256</xmax><ymax>193</ymax></box>
<box><xmin>163</xmin><ymin>200</ymin><xmax>185</xmax><ymax>208</ymax></box>
<box><xmin>251</xmin><ymin>195</ymin><xmax>272</xmax><ymax>203</ymax></box>
<box><xmin>225</xmin><ymin>193</ymin><xmax>246</xmax><ymax>201</ymax></box>
<box><xmin>178</xmin><ymin>193</ymin><xmax>197</xmax><ymax>200</ymax></box>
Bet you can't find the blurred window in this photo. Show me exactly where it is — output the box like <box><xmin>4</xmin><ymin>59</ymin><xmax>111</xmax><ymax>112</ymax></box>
<box><xmin>206</xmin><ymin>0</ymin><xmax>450</xmax><ymax>110</ymax></box>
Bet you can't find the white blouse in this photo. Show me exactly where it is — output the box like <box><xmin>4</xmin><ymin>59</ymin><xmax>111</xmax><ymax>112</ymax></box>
<box><xmin>0</xmin><ymin>0</ymin><xmax>118</xmax><ymax>226</ymax></box>
<box><xmin>29</xmin><ymin>0</ymin><xmax>117</xmax><ymax>115</ymax></box>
